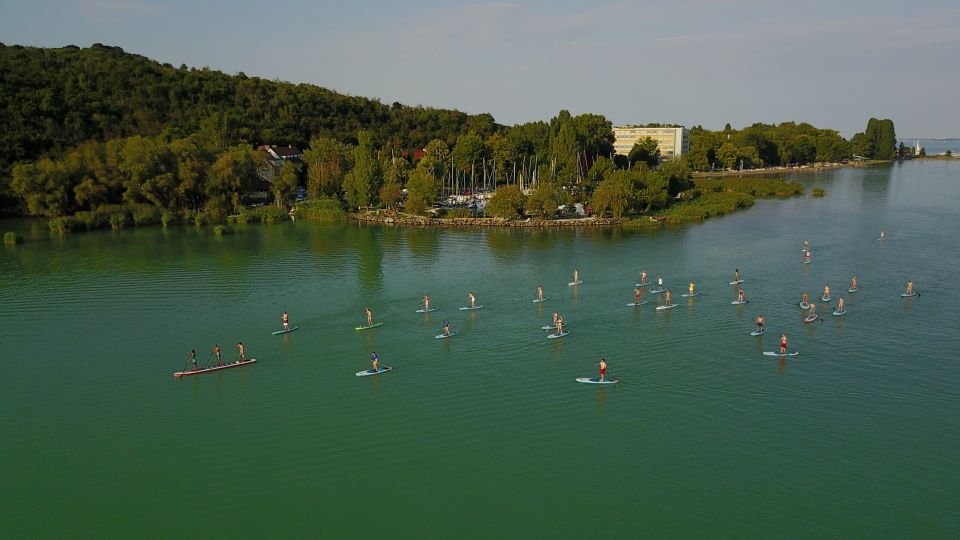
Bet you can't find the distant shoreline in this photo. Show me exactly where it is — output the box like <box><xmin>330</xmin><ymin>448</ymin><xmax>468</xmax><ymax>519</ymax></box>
<box><xmin>692</xmin><ymin>160</ymin><xmax>883</xmax><ymax>179</ymax></box>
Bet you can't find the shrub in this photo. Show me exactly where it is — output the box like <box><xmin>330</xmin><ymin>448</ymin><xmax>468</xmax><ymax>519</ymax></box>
<box><xmin>443</xmin><ymin>208</ymin><xmax>473</xmax><ymax>219</ymax></box>
<box><xmin>194</xmin><ymin>212</ymin><xmax>207</xmax><ymax>227</ymax></box>
<box><xmin>525</xmin><ymin>184</ymin><xmax>560</xmax><ymax>219</ymax></box>
<box><xmin>75</xmin><ymin>210</ymin><xmax>108</xmax><ymax>229</ymax></box>
<box><xmin>297</xmin><ymin>199</ymin><xmax>346</xmax><ymax>222</ymax></box>
<box><xmin>486</xmin><ymin>185</ymin><xmax>527</xmax><ymax>218</ymax></box>
<box><xmin>49</xmin><ymin>216</ymin><xmax>81</xmax><ymax>233</ymax></box>
<box><xmin>130</xmin><ymin>204</ymin><xmax>161</xmax><ymax>225</ymax></box>
<box><xmin>3</xmin><ymin>232</ymin><xmax>20</xmax><ymax>245</ymax></box>
<box><xmin>109</xmin><ymin>212</ymin><xmax>130</xmax><ymax>230</ymax></box>
<box><xmin>659</xmin><ymin>191</ymin><xmax>754</xmax><ymax>222</ymax></box>
<box><xmin>812</xmin><ymin>187</ymin><xmax>825</xmax><ymax>197</ymax></box>
<box><xmin>247</xmin><ymin>206</ymin><xmax>290</xmax><ymax>223</ymax></box>
<box><xmin>161</xmin><ymin>210</ymin><xmax>174</xmax><ymax>227</ymax></box>
<box><xmin>213</xmin><ymin>225</ymin><xmax>230</xmax><ymax>236</ymax></box>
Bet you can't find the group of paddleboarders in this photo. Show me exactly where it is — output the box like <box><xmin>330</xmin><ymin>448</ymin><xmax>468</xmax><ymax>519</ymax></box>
<box><xmin>184</xmin><ymin>342</ymin><xmax>247</xmax><ymax>372</ymax></box>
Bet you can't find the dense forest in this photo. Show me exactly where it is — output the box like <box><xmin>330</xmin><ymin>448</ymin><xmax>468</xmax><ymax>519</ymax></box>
<box><xmin>0</xmin><ymin>43</ymin><xmax>896</xmax><ymax>226</ymax></box>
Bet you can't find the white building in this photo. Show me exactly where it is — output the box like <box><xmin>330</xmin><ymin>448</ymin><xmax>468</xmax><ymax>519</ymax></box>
<box><xmin>613</xmin><ymin>126</ymin><xmax>690</xmax><ymax>159</ymax></box>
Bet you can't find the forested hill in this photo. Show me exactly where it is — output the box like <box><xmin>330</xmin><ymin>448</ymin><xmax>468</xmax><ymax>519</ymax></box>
<box><xmin>0</xmin><ymin>42</ymin><xmax>495</xmax><ymax>183</ymax></box>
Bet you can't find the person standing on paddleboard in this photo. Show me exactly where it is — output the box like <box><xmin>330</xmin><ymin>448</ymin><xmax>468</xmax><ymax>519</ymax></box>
<box><xmin>756</xmin><ymin>315</ymin><xmax>765</xmax><ymax>333</ymax></box>
<box><xmin>640</xmin><ymin>271</ymin><xmax>648</xmax><ymax>286</ymax></box>
<box><xmin>634</xmin><ymin>287</ymin><xmax>642</xmax><ymax>305</ymax></box>
<box><xmin>537</xmin><ymin>286</ymin><xmax>544</xmax><ymax>302</ymax></box>
<box><xmin>282</xmin><ymin>311</ymin><xmax>290</xmax><ymax>331</ymax></box>
<box><xmin>735</xmin><ymin>269</ymin><xmax>741</xmax><ymax>282</ymax></box>
<box><xmin>423</xmin><ymin>293</ymin><xmax>430</xmax><ymax>311</ymax></box>
<box><xmin>213</xmin><ymin>344</ymin><xmax>222</xmax><ymax>366</ymax></box>
<box><xmin>556</xmin><ymin>314</ymin><xmax>564</xmax><ymax>335</ymax></box>
<box><xmin>573</xmin><ymin>269</ymin><xmax>579</xmax><ymax>283</ymax></box>
<box><xmin>599</xmin><ymin>358</ymin><xmax>608</xmax><ymax>382</ymax></box>
<box><xmin>187</xmin><ymin>350</ymin><xmax>198</xmax><ymax>371</ymax></box>
<box><xmin>657</xmin><ymin>276</ymin><xmax>664</xmax><ymax>289</ymax></box>
<box><xmin>552</xmin><ymin>311</ymin><xmax>559</xmax><ymax>327</ymax></box>
<box><xmin>371</xmin><ymin>351</ymin><xmax>379</xmax><ymax>372</ymax></box>
<box><xmin>851</xmin><ymin>277</ymin><xmax>857</xmax><ymax>291</ymax></box>
<box><xmin>802</xmin><ymin>292</ymin><xmax>810</xmax><ymax>306</ymax></box>
<box><xmin>664</xmin><ymin>289</ymin><xmax>672</xmax><ymax>306</ymax></box>
<box><xmin>737</xmin><ymin>288</ymin><xmax>746</xmax><ymax>303</ymax></box>
<box><xmin>906</xmin><ymin>281</ymin><xmax>914</xmax><ymax>295</ymax></box>
<box><xmin>808</xmin><ymin>303</ymin><xmax>817</xmax><ymax>318</ymax></box>
<box><xmin>688</xmin><ymin>281</ymin><xmax>695</xmax><ymax>296</ymax></box>
<box><xmin>879</xmin><ymin>229</ymin><xmax>885</xmax><ymax>240</ymax></box>
<box><xmin>365</xmin><ymin>307</ymin><xmax>373</xmax><ymax>326</ymax></box>
<box><xmin>236</xmin><ymin>342</ymin><xmax>245</xmax><ymax>362</ymax></box>
<box><xmin>780</xmin><ymin>334</ymin><xmax>788</xmax><ymax>354</ymax></box>
<box><xmin>836</xmin><ymin>297</ymin><xmax>845</xmax><ymax>313</ymax></box>
<box><xmin>823</xmin><ymin>284</ymin><xmax>830</xmax><ymax>299</ymax></box>
<box><xmin>442</xmin><ymin>319</ymin><xmax>451</xmax><ymax>335</ymax></box>
<box><xmin>468</xmin><ymin>292</ymin><xmax>476</xmax><ymax>309</ymax></box>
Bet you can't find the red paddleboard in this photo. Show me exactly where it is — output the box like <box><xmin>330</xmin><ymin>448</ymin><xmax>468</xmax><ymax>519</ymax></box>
<box><xmin>174</xmin><ymin>359</ymin><xmax>257</xmax><ymax>378</ymax></box>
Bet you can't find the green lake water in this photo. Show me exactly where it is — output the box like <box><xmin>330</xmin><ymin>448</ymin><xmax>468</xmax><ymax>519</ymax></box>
<box><xmin>1</xmin><ymin>160</ymin><xmax>958</xmax><ymax>538</ymax></box>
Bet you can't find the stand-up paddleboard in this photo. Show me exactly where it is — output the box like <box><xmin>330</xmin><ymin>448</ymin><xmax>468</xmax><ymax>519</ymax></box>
<box><xmin>802</xmin><ymin>260</ymin><xmax>812</xmax><ymax>264</ymax></box>
<box><xmin>568</xmin><ymin>280</ymin><xmax>583</xmax><ymax>286</ymax></box>
<box><xmin>356</xmin><ymin>366</ymin><xmax>392</xmax><ymax>377</ymax></box>
<box><xmin>541</xmin><ymin>324</ymin><xmax>556</xmax><ymax>330</ymax></box>
<box><xmin>174</xmin><ymin>359</ymin><xmax>257</xmax><ymax>378</ymax></box>
<box><xmin>634</xmin><ymin>283</ymin><xmax>650</xmax><ymax>288</ymax></box>
<box><xmin>848</xmin><ymin>287</ymin><xmax>859</xmax><ymax>294</ymax></box>
<box><xmin>435</xmin><ymin>331</ymin><xmax>458</xmax><ymax>339</ymax></box>
<box><xmin>355</xmin><ymin>322</ymin><xmax>384</xmax><ymax>331</ymax></box>
<box><xmin>750</xmin><ymin>328</ymin><xmax>767</xmax><ymax>336</ymax></box>
<box><xmin>832</xmin><ymin>310</ymin><xmax>845</xmax><ymax>316</ymax></box>
<box><xmin>459</xmin><ymin>305</ymin><xmax>484</xmax><ymax>310</ymax></box>
<box><xmin>656</xmin><ymin>303</ymin><xmax>679</xmax><ymax>310</ymax></box>
<box><xmin>803</xmin><ymin>314</ymin><xmax>819</xmax><ymax>324</ymax></box>
<box><xmin>799</xmin><ymin>302</ymin><xmax>810</xmax><ymax>309</ymax></box>
<box><xmin>272</xmin><ymin>326</ymin><xmax>299</xmax><ymax>335</ymax></box>
<box><xmin>763</xmin><ymin>351</ymin><xmax>799</xmax><ymax>357</ymax></box>
<box><xmin>532</xmin><ymin>298</ymin><xmax>547</xmax><ymax>303</ymax></box>
<box><xmin>627</xmin><ymin>301</ymin><xmax>648</xmax><ymax>307</ymax></box>
<box><xmin>900</xmin><ymin>292</ymin><xmax>917</xmax><ymax>298</ymax></box>
<box><xmin>416</xmin><ymin>308</ymin><xmax>438</xmax><ymax>313</ymax></box>
<box><xmin>729</xmin><ymin>279</ymin><xmax>744</xmax><ymax>285</ymax></box>
<box><xmin>547</xmin><ymin>331</ymin><xmax>569</xmax><ymax>339</ymax></box>
<box><xmin>649</xmin><ymin>288</ymin><xmax>666</xmax><ymax>294</ymax></box>
<box><xmin>576</xmin><ymin>377</ymin><xmax>618</xmax><ymax>385</ymax></box>
<box><xmin>681</xmin><ymin>292</ymin><xmax>700</xmax><ymax>298</ymax></box>
<box><xmin>731</xmin><ymin>300</ymin><xmax>749</xmax><ymax>305</ymax></box>
<box><xmin>821</xmin><ymin>295</ymin><xmax>831</xmax><ymax>302</ymax></box>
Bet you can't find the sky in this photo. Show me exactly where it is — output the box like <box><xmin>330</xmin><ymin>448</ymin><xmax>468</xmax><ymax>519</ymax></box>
<box><xmin>2</xmin><ymin>0</ymin><xmax>958</xmax><ymax>137</ymax></box>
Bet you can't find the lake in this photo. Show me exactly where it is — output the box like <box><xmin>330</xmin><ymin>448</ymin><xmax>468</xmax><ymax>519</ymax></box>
<box><xmin>1</xmin><ymin>160</ymin><xmax>958</xmax><ymax>538</ymax></box>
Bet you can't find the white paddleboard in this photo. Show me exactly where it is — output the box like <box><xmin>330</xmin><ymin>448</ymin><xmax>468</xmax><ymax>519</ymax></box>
<box><xmin>547</xmin><ymin>331</ymin><xmax>569</xmax><ymax>339</ymax></box>
<box><xmin>649</xmin><ymin>288</ymin><xmax>666</xmax><ymax>294</ymax></box>
<box><xmin>532</xmin><ymin>298</ymin><xmax>547</xmax><ymax>303</ymax></box>
<box><xmin>568</xmin><ymin>280</ymin><xmax>583</xmax><ymax>286</ymax></box>
<box><xmin>750</xmin><ymin>328</ymin><xmax>767</xmax><ymax>336</ymax></box>
<box><xmin>576</xmin><ymin>377</ymin><xmax>618</xmax><ymax>385</ymax></box>
<box><xmin>272</xmin><ymin>326</ymin><xmax>299</xmax><ymax>335</ymax></box>
<box><xmin>435</xmin><ymin>331</ymin><xmax>458</xmax><ymax>339</ymax></box>
<box><xmin>731</xmin><ymin>300</ymin><xmax>749</xmax><ymax>305</ymax></box>
<box><xmin>681</xmin><ymin>292</ymin><xmax>700</xmax><ymax>298</ymax></box>
<box><xmin>416</xmin><ymin>308</ymin><xmax>438</xmax><ymax>313</ymax></box>
<box><xmin>356</xmin><ymin>366</ymin><xmax>392</xmax><ymax>377</ymax></box>
<box><xmin>804</xmin><ymin>315</ymin><xmax>818</xmax><ymax>323</ymax></box>
<box><xmin>763</xmin><ymin>351</ymin><xmax>799</xmax><ymax>357</ymax></box>
<box><xmin>656</xmin><ymin>303</ymin><xmax>679</xmax><ymax>310</ymax></box>
<box><xmin>802</xmin><ymin>260</ymin><xmax>811</xmax><ymax>264</ymax></box>
<box><xmin>832</xmin><ymin>310</ymin><xmax>845</xmax><ymax>316</ymax></box>
<box><xmin>900</xmin><ymin>292</ymin><xmax>917</xmax><ymax>298</ymax></box>
<box><xmin>355</xmin><ymin>322</ymin><xmax>383</xmax><ymax>331</ymax></box>
<box><xmin>821</xmin><ymin>295</ymin><xmax>831</xmax><ymax>302</ymax></box>
<box><xmin>847</xmin><ymin>288</ymin><xmax>859</xmax><ymax>293</ymax></box>
<box><xmin>459</xmin><ymin>305</ymin><xmax>484</xmax><ymax>310</ymax></box>
<box><xmin>627</xmin><ymin>301</ymin><xmax>648</xmax><ymax>307</ymax></box>
<box><xmin>799</xmin><ymin>302</ymin><xmax>810</xmax><ymax>309</ymax></box>
<box><xmin>729</xmin><ymin>279</ymin><xmax>744</xmax><ymax>285</ymax></box>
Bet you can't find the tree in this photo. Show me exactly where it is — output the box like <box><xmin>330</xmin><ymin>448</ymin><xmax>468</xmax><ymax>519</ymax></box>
<box><xmin>864</xmin><ymin>118</ymin><xmax>897</xmax><ymax>159</ymax></box>
<box><xmin>303</xmin><ymin>137</ymin><xmax>349</xmax><ymax>199</ymax></box>
<box><xmin>205</xmin><ymin>145</ymin><xmax>259</xmax><ymax>217</ymax></box>
<box><xmin>590</xmin><ymin>171</ymin><xmax>632</xmax><ymax>218</ymax></box>
<box><xmin>657</xmin><ymin>159</ymin><xmax>693</xmax><ymax>196</ymax></box>
<box><xmin>418</xmin><ymin>139</ymin><xmax>450</xmax><ymax>179</ymax></box>
<box><xmin>549</xmin><ymin>110</ymin><xmax>581</xmax><ymax>188</ymax></box>
<box><xmin>342</xmin><ymin>129</ymin><xmax>380</xmax><ymax>209</ymax></box>
<box><xmin>272</xmin><ymin>161</ymin><xmax>299</xmax><ymax>207</ymax></box>
<box><xmin>452</xmin><ymin>131</ymin><xmax>486</xmax><ymax>173</ymax></box>
<box><xmin>850</xmin><ymin>132</ymin><xmax>872</xmax><ymax>158</ymax></box>
<box><xmin>404</xmin><ymin>169</ymin><xmax>437</xmax><ymax>214</ymax></box>
<box><xmin>486</xmin><ymin>184</ymin><xmax>526</xmax><ymax>218</ymax></box>
<box><xmin>485</xmin><ymin>132</ymin><xmax>513</xmax><ymax>183</ymax></box>
<box><xmin>573</xmin><ymin>113</ymin><xmax>615</xmax><ymax>161</ymax></box>
<box><xmin>716</xmin><ymin>142</ymin><xmax>739</xmax><ymax>170</ymax></box>
<box><xmin>525</xmin><ymin>183</ymin><xmax>560</xmax><ymax>218</ymax></box>
<box><xmin>628</xmin><ymin>138</ymin><xmax>660</xmax><ymax>169</ymax></box>
<box><xmin>378</xmin><ymin>154</ymin><xmax>408</xmax><ymax>210</ymax></box>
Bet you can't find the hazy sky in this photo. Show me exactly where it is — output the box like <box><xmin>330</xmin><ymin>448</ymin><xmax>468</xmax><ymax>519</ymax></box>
<box><xmin>2</xmin><ymin>0</ymin><xmax>958</xmax><ymax>137</ymax></box>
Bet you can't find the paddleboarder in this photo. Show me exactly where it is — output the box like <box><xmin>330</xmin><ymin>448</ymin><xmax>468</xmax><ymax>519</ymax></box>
<box><xmin>371</xmin><ymin>351</ymin><xmax>379</xmax><ymax>372</ymax></box>
<box><xmin>573</xmin><ymin>269</ymin><xmax>580</xmax><ymax>283</ymax></box>
<box><xmin>734</xmin><ymin>269</ymin><xmax>741</xmax><ymax>283</ymax></box>
<box><xmin>468</xmin><ymin>292</ymin><xmax>476</xmax><ymax>309</ymax></box>
<box><xmin>801</xmin><ymin>292</ymin><xmax>810</xmax><ymax>306</ymax></box>
<box><xmin>552</xmin><ymin>311</ymin><xmax>559</xmax><ymax>328</ymax></box>
<box><xmin>556</xmin><ymin>314</ymin><xmax>564</xmax><ymax>335</ymax></box>
<box><xmin>442</xmin><ymin>319</ymin><xmax>451</xmax><ymax>336</ymax></box>
<box><xmin>780</xmin><ymin>333</ymin><xmax>788</xmax><ymax>354</ymax></box>
<box><xmin>634</xmin><ymin>287</ymin><xmax>642</xmax><ymax>305</ymax></box>
<box><xmin>823</xmin><ymin>284</ymin><xmax>830</xmax><ymax>299</ymax></box>
<box><xmin>664</xmin><ymin>289</ymin><xmax>672</xmax><ymax>305</ymax></box>
<box><xmin>236</xmin><ymin>341</ymin><xmax>245</xmax><ymax>361</ymax></box>
<box><xmin>640</xmin><ymin>270</ymin><xmax>648</xmax><ymax>286</ymax></box>
<box><xmin>187</xmin><ymin>349</ymin><xmax>198</xmax><ymax>371</ymax></box>
<box><xmin>365</xmin><ymin>306</ymin><xmax>373</xmax><ymax>326</ymax></box>
<box><xmin>905</xmin><ymin>280</ymin><xmax>914</xmax><ymax>295</ymax></box>
<box><xmin>808</xmin><ymin>303</ymin><xmax>817</xmax><ymax>318</ymax></box>
<box><xmin>657</xmin><ymin>276</ymin><xmax>664</xmax><ymax>289</ymax></box>
<box><xmin>282</xmin><ymin>311</ymin><xmax>290</xmax><ymax>331</ymax></box>
<box><xmin>423</xmin><ymin>293</ymin><xmax>430</xmax><ymax>311</ymax></box>
<box><xmin>755</xmin><ymin>315</ymin><xmax>765</xmax><ymax>333</ymax></box>
<box><xmin>213</xmin><ymin>344</ymin><xmax>222</xmax><ymax>366</ymax></box>
<box><xmin>688</xmin><ymin>281</ymin><xmax>695</xmax><ymax>296</ymax></box>
<box><xmin>598</xmin><ymin>358</ymin><xmax>608</xmax><ymax>382</ymax></box>
<box><xmin>879</xmin><ymin>229</ymin><xmax>885</xmax><ymax>240</ymax></box>
<box><xmin>850</xmin><ymin>276</ymin><xmax>858</xmax><ymax>291</ymax></box>
<box><xmin>803</xmin><ymin>240</ymin><xmax>809</xmax><ymax>251</ymax></box>
<box><xmin>537</xmin><ymin>286</ymin><xmax>544</xmax><ymax>302</ymax></box>
<box><xmin>737</xmin><ymin>288</ymin><xmax>746</xmax><ymax>303</ymax></box>
<box><xmin>803</xmin><ymin>250</ymin><xmax>811</xmax><ymax>263</ymax></box>
<box><xmin>836</xmin><ymin>297</ymin><xmax>845</xmax><ymax>313</ymax></box>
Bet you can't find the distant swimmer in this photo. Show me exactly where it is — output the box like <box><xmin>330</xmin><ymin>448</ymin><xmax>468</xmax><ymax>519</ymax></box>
<box><xmin>423</xmin><ymin>293</ymin><xmax>430</xmax><ymax>311</ymax></box>
<box><xmin>737</xmin><ymin>288</ymin><xmax>746</xmax><ymax>303</ymax></box>
<box><xmin>371</xmin><ymin>351</ymin><xmax>379</xmax><ymax>371</ymax></box>
<box><xmin>905</xmin><ymin>280</ymin><xmax>914</xmax><ymax>295</ymax></box>
<box><xmin>537</xmin><ymin>286</ymin><xmax>544</xmax><ymax>302</ymax></box>
<box><xmin>442</xmin><ymin>319</ymin><xmax>451</xmax><ymax>335</ymax></box>
<box><xmin>213</xmin><ymin>344</ymin><xmax>222</xmax><ymax>367</ymax></box>
<box><xmin>634</xmin><ymin>287</ymin><xmax>642</xmax><ymax>305</ymax></box>
<box><xmin>851</xmin><ymin>276</ymin><xmax>858</xmax><ymax>291</ymax></box>
<box><xmin>598</xmin><ymin>358</ymin><xmax>608</xmax><ymax>382</ymax></box>
<box><xmin>282</xmin><ymin>311</ymin><xmax>290</xmax><ymax>331</ymax></box>
<box><xmin>640</xmin><ymin>271</ymin><xmax>648</xmax><ymax>286</ymax></box>
<box><xmin>688</xmin><ymin>281</ymin><xmax>696</xmax><ymax>295</ymax></box>
<box><xmin>236</xmin><ymin>341</ymin><xmax>245</xmax><ymax>361</ymax></box>
<box><xmin>365</xmin><ymin>306</ymin><xmax>374</xmax><ymax>326</ymax></box>
<box><xmin>780</xmin><ymin>333</ymin><xmax>788</xmax><ymax>354</ymax></box>
<box><xmin>755</xmin><ymin>315</ymin><xmax>765</xmax><ymax>333</ymax></box>
<box><xmin>468</xmin><ymin>292</ymin><xmax>477</xmax><ymax>309</ymax></box>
